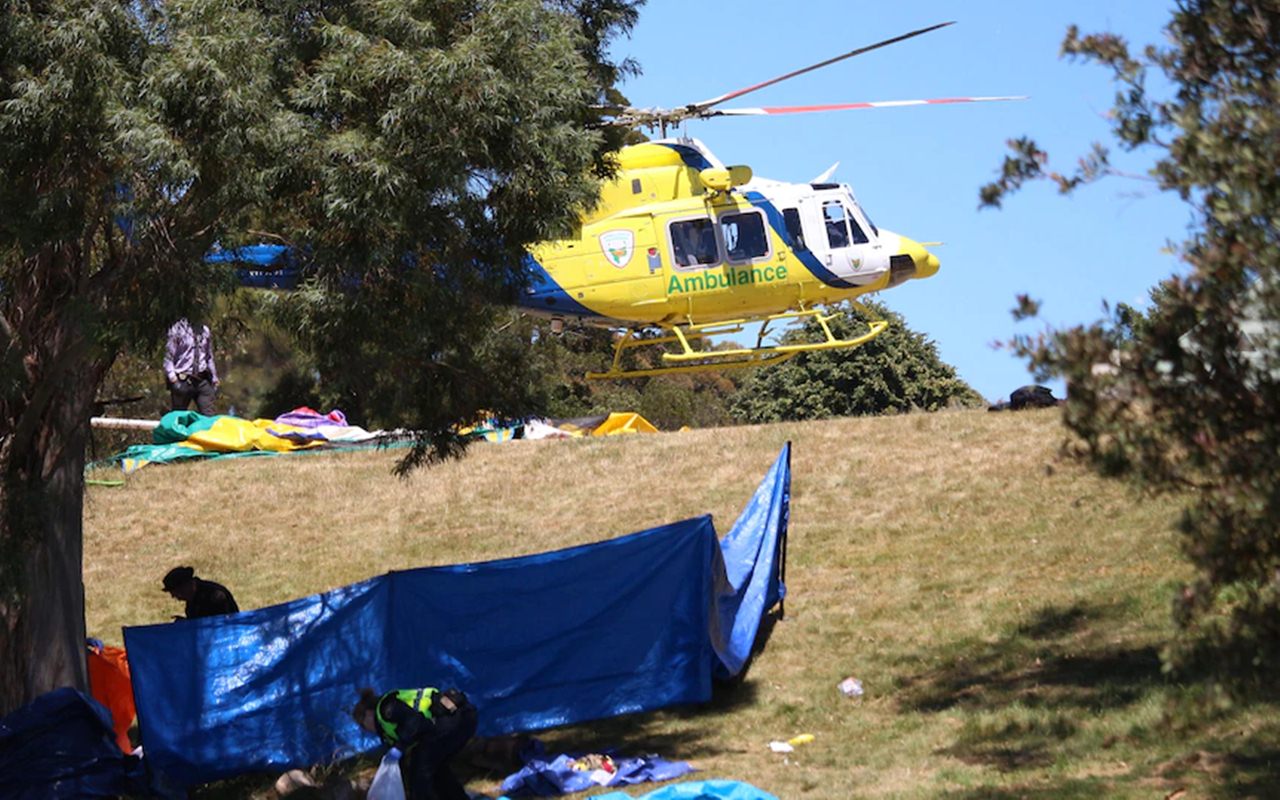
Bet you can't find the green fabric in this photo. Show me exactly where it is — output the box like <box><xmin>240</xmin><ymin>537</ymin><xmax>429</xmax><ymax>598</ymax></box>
<box><xmin>152</xmin><ymin>410</ymin><xmax>221</xmax><ymax>444</ymax></box>
<box><xmin>376</xmin><ymin>688</ymin><xmax>437</xmax><ymax>744</ymax></box>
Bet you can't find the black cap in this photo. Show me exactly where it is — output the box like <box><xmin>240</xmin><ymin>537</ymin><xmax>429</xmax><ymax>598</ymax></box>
<box><xmin>162</xmin><ymin>566</ymin><xmax>195</xmax><ymax>591</ymax></box>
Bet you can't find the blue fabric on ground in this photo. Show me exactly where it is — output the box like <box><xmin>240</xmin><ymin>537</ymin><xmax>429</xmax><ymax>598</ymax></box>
<box><xmin>585</xmin><ymin>780</ymin><xmax>778</xmax><ymax>800</ymax></box>
<box><xmin>498</xmin><ymin>740</ymin><xmax>695</xmax><ymax>797</ymax></box>
<box><xmin>123</xmin><ymin>446</ymin><xmax>791</xmax><ymax>788</ymax></box>
<box><xmin>0</xmin><ymin>687</ymin><xmax>149</xmax><ymax>799</ymax></box>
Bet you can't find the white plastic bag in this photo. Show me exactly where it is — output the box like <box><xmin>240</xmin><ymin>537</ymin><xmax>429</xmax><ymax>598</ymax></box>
<box><xmin>368</xmin><ymin>749</ymin><xmax>406</xmax><ymax>800</ymax></box>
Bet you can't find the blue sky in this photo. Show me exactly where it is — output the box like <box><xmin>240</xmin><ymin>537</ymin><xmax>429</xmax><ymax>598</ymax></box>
<box><xmin>610</xmin><ymin>1</ymin><xmax>1187</xmax><ymax>402</ymax></box>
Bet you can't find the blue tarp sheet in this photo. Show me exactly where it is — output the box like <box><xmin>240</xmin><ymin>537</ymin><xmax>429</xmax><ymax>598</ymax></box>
<box><xmin>205</xmin><ymin>244</ymin><xmax>300</xmax><ymax>289</ymax></box>
<box><xmin>589</xmin><ymin>780</ymin><xmax>779</xmax><ymax>800</ymax></box>
<box><xmin>124</xmin><ymin>444</ymin><xmax>790</xmax><ymax>787</ymax></box>
<box><xmin>0</xmin><ymin>688</ymin><xmax>148</xmax><ymax>799</ymax></box>
<box><xmin>498</xmin><ymin>742</ymin><xmax>696</xmax><ymax>797</ymax></box>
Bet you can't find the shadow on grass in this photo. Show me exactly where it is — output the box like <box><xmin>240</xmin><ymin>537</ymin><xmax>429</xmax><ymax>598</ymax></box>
<box><xmin>895</xmin><ymin>600</ymin><xmax>1165</xmax><ymax>779</ymax></box>
<box><xmin>1150</xmin><ymin>729</ymin><xmax>1280</xmax><ymax>800</ymax></box>
<box><xmin>898</xmin><ymin>595</ymin><xmax>1280</xmax><ymax>797</ymax></box>
<box><xmin>937</xmin><ymin>778</ymin><xmax>1133</xmax><ymax>799</ymax></box>
<box><xmin>1218</xmin><ymin>740</ymin><xmax>1280</xmax><ymax>799</ymax></box>
<box><xmin>897</xmin><ymin>600</ymin><xmax>1164</xmax><ymax>716</ymax></box>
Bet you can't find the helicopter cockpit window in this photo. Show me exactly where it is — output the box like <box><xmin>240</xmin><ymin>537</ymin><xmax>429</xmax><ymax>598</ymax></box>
<box><xmin>670</xmin><ymin>218</ymin><xmax>720</xmax><ymax>268</ymax></box>
<box><xmin>848</xmin><ymin>216</ymin><xmax>870</xmax><ymax>245</ymax></box>
<box><xmin>720</xmin><ymin>211</ymin><xmax>768</xmax><ymax>263</ymax></box>
<box><xmin>823</xmin><ymin>201</ymin><xmax>850</xmax><ymax>248</ymax></box>
<box><xmin>822</xmin><ymin>200</ymin><xmax>870</xmax><ymax>246</ymax></box>
<box><xmin>862</xmin><ymin>209</ymin><xmax>880</xmax><ymax>237</ymax></box>
<box><xmin>782</xmin><ymin>208</ymin><xmax>808</xmax><ymax>251</ymax></box>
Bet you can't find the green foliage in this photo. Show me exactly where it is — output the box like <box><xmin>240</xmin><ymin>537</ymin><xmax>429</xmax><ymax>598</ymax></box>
<box><xmin>981</xmin><ymin>1</ymin><xmax>1280</xmax><ymax>697</ymax></box>
<box><xmin>0</xmin><ymin>0</ymin><xmax>641</xmax><ymax>705</ymax></box>
<box><xmin>0</xmin><ymin>0</ymin><xmax>642</xmax><ymax>464</ymax></box>
<box><xmin>729</xmin><ymin>301</ymin><xmax>982</xmax><ymax>423</ymax></box>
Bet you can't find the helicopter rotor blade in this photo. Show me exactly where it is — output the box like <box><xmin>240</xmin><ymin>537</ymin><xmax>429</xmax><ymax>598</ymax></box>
<box><xmin>706</xmin><ymin>95</ymin><xmax>1027</xmax><ymax>117</ymax></box>
<box><xmin>688</xmin><ymin>21</ymin><xmax>955</xmax><ymax>113</ymax></box>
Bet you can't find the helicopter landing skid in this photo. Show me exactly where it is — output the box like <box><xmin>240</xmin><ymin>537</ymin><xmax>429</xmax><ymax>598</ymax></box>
<box><xmin>585</xmin><ymin>305</ymin><xmax>889</xmax><ymax>380</ymax></box>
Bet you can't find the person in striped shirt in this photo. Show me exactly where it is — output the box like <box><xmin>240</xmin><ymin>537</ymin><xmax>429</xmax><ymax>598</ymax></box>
<box><xmin>163</xmin><ymin>317</ymin><xmax>219</xmax><ymax>415</ymax></box>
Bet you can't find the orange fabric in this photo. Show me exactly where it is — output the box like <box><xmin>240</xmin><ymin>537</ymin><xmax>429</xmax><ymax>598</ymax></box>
<box><xmin>87</xmin><ymin>644</ymin><xmax>136</xmax><ymax>753</ymax></box>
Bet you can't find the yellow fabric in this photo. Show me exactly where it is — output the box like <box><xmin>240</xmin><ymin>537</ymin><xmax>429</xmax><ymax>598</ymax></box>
<box><xmin>183</xmin><ymin>417</ymin><xmax>320</xmax><ymax>453</ymax></box>
<box><xmin>590</xmin><ymin>412</ymin><xmax>658</xmax><ymax>436</ymax></box>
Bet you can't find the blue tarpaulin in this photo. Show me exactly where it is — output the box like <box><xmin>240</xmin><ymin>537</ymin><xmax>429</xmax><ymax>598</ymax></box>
<box><xmin>124</xmin><ymin>444</ymin><xmax>791</xmax><ymax>787</ymax></box>
<box><xmin>498</xmin><ymin>740</ymin><xmax>696</xmax><ymax>797</ymax></box>
<box><xmin>589</xmin><ymin>780</ymin><xmax>779</xmax><ymax>800</ymax></box>
<box><xmin>0</xmin><ymin>688</ymin><xmax>149</xmax><ymax>799</ymax></box>
<box><xmin>205</xmin><ymin>244</ymin><xmax>300</xmax><ymax>289</ymax></box>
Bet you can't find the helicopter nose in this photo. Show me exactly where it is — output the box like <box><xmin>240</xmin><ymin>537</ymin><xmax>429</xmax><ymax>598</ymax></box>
<box><xmin>886</xmin><ymin>235</ymin><xmax>940</xmax><ymax>287</ymax></box>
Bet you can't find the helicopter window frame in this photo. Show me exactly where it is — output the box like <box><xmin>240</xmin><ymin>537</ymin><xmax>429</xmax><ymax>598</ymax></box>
<box><xmin>822</xmin><ymin>200</ymin><xmax>851</xmax><ymax>249</ymax></box>
<box><xmin>847</xmin><ymin>214</ymin><xmax>870</xmax><ymax>245</ymax></box>
<box><xmin>718</xmin><ymin>210</ymin><xmax>771</xmax><ymax>265</ymax></box>
<box><xmin>667</xmin><ymin>216</ymin><xmax>722</xmax><ymax>271</ymax></box>
<box><xmin>782</xmin><ymin>207</ymin><xmax>808</xmax><ymax>252</ymax></box>
<box><xmin>819</xmin><ymin>199</ymin><xmax>870</xmax><ymax>247</ymax></box>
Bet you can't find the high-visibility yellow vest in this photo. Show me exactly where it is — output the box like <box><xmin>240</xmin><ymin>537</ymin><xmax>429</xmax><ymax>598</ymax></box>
<box><xmin>375</xmin><ymin>687</ymin><xmax>438</xmax><ymax>745</ymax></box>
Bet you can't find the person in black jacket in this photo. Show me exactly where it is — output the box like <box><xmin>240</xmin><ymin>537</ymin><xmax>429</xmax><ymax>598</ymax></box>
<box><xmin>353</xmin><ymin>686</ymin><xmax>477</xmax><ymax>800</ymax></box>
<box><xmin>162</xmin><ymin>565</ymin><xmax>239</xmax><ymax>620</ymax></box>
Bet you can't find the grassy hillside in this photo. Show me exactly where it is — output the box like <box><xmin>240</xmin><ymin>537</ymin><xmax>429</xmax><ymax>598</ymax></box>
<box><xmin>83</xmin><ymin>409</ymin><xmax>1280</xmax><ymax>798</ymax></box>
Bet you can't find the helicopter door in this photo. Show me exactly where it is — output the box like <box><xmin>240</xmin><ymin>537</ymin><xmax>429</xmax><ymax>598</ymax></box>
<box><xmin>813</xmin><ymin>198</ymin><xmax>887</xmax><ymax>282</ymax></box>
<box><xmin>665</xmin><ymin>215</ymin><xmax>731</xmax><ymax>315</ymax></box>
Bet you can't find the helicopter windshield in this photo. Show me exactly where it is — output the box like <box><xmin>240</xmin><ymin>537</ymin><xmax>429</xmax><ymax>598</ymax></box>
<box><xmin>822</xmin><ymin>200</ymin><xmax>869</xmax><ymax>248</ymax></box>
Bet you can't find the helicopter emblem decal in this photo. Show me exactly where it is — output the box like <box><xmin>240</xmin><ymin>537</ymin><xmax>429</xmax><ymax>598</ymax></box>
<box><xmin>600</xmin><ymin>230</ymin><xmax>635</xmax><ymax>268</ymax></box>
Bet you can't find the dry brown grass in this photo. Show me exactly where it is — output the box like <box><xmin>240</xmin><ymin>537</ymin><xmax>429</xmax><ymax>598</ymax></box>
<box><xmin>83</xmin><ymin>409</ymin><xmax>1280</xmax><ymax>799</ymax></box>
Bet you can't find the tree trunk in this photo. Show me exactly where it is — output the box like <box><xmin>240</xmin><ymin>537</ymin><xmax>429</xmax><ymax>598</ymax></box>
<box><xmin>0</xmin><ymin>363</ymin><xmax>98</xmax><ymax>716</ymax></box>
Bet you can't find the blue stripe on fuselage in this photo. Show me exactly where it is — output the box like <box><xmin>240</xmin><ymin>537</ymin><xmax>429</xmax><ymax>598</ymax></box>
<box><xmin>658</xmin><ymin>142</ymin><xmax>714</xmax><ymax>171</ymax></box>
<box><xmin>518</xmin><ymin>254</ymin><xmax>605</xmax><ymax>319</ymax></box>
<box><xmin>744</xmin><ymin>191</ymin><xmax>858</xmax><ymax>290</ymax></box>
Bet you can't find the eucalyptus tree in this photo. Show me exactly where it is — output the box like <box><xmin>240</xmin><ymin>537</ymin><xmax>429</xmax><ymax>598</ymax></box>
<box><xmin>980</xmin><ymin>1</ymin><xmax>1280</xmax><ymax>695</ymax></box>
<box><xmin>0</xmin><ymin>0</ymin><xmax>640</xmax><ymax>713</ymax></box>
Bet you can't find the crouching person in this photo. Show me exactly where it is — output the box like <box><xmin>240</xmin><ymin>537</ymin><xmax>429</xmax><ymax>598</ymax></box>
<box><xmin>353</xmin><ymin>686</ymin><xmax>478</xmax><ymax>800</ymax></box>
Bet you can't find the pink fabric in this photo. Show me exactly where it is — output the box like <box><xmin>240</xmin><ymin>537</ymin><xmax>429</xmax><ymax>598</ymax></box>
<box><xmin>273</xmin><ymin>407</ymin><xmax>348</xmax><ymax>428</ymax></box>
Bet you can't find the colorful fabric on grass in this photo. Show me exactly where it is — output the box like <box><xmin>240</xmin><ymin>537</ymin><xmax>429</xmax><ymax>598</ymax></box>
<box><xmin>123</xmin><ymin>444</ymin><xmax>790</xmax><ymax>788</ymax></box>
<box><xmin>273</xmin><ymin>406</ymin><xmax>350</xmax><ymax>429</ymax></box>
<box><xmin>109</xmin><ymin>411</ymin><xmax>380</xmax><ymax>472</ymax></box>
<box><xmin>585</xmin><ymin>780</ymin><xmax>779</xmax><ymax>800</ymax></box>
<box><xmin>589</xmin><ymin>412</ymin><xmax>658</xmax><ymax>436</ymax></box>
<box><xmin>498</xmin><ymin>740</ymin><xmax>695</xmax><ymax>797</ymax></box>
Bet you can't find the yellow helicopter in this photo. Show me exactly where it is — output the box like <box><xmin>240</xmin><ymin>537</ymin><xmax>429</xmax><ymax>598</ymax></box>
<box><xmin>516</xmin><ymin>22</ymin><xmax>1022</xmax><ymax>380</ymax></box>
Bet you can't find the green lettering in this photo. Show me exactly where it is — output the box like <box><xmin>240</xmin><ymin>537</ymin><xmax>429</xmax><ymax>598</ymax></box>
<box><xmin>668</xmin><ymin>275</ymin><xmax>683</xmax><ymax>294</ymax></box>
<box><xmin>776</xmin><ymin>265</ymin><xmax>788</xmax><ymax>281</ymax></box>
<box><xmin>752</xmin><ymin>267</ymin><xmax>763</xmax><ymax>284</ymax></box>
<box><xmin>688</xmin><ymin>275</ymin><xmax>705</xmax><ymax>291</ymax></box>
<box><xmin>763</xmin><ymin>266</ymin><xmax>776</xmax><ymax>281</ymax></box>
